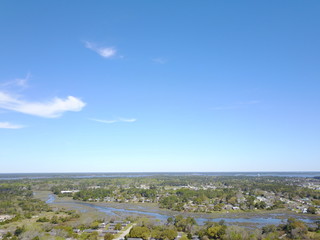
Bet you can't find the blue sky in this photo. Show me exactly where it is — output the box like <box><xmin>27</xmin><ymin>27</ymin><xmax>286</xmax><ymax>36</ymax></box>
<box><xmin>0</xmin><ymin>1</ymin><xmax>319</xmax><ymax>172</ymax></box>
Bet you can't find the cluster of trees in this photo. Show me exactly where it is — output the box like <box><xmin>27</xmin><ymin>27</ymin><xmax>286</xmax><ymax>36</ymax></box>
<box><xmin>121</xmin><ymin>188</ymin><xmax>158</xmax><ymax>199</ymax></box>
<box><xmin>165</xmin><ymin>176</ymin><xmax>320</xmax><ymax>201</ymax></box>
<box><xmin>36</xmin><ymin>212</ymin><xmax>79</xmax><ymax>224</ymax></box>
<box><xmin>8</xmin><ymin>175</ymin><xmax>320</xmax><ymax>201</ymax></box>
<box><xmin>72</xmin><ymin>187</ymin><xmax>158</xmax><ymax>202</ymax></box>
<box><xmin>128</xmin><ymin>216</ymin><xmax>198</xmax><ymax>240</ymax></box>
<box><xmin>1</xmin><ymin>226</ymin><xmax>28</xmax><ymax>240</ymax></box>
<box><xmin>45</xmin><ymin>175</ymin><xmax>320</xmax><ymax>214</ymax></box>
<box><xmin>128</xmin><ymin>225</ymin><xmax>178</xmax><ymax>240</ymax></box>
<box><xmin>260</xmin><ymin>217</ymin><xmax>320</xmax><ymax>239</ymax></box>
<box><xmin>197</xmin><ymin>221</ymin><xmax>227</xmax><ymax>239</ymax></box>
<box><xmin>73</xmin><ymin>188</ymin><xmax>113</xmax><ymax>201</ymax></box>
<box><xmin>127</xmin><ymin>216</ymin><xmax>320</xmax><ymax>240</ymax></box>
<box><xmin>159</xmin><ymin>188</ymin><xmax>237</xmax><ymax>211</ymax></box>
<box><xmin>0</xmin><ymin>183</ymin><xmax>51</xmax><ymax>222</ymax></box>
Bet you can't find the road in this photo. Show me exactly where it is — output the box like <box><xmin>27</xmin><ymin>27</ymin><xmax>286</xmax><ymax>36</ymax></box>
<box><xmin>113</xmin><ymin>224</ymin><xmax>136</xmax><ymax>240</ymax></box>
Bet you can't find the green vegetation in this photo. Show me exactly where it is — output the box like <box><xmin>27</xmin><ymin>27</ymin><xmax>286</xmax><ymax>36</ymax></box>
<box><xmin>127</xmin><ymin>216</ymin><xmax>320</xmax><ymax>240</ymax></box>
<box><xmin>42</xmin><ymin>175</ymin><xmax>320</xmax><ymax>214</ymax></box>
<box><xmin>0</xmin><ymin>175</ymin><xmax>319</xmax><ymax>239</ymax></box>
<box><xmin>0</xmin><ymin>183</ymin><xmax>51</xmax><ymax>225</ymax></box>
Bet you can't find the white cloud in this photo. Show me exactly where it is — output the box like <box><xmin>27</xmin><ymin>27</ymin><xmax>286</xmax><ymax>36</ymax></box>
<box><xmin>90</xmin><ymin>117</ymin><xmax>137</xmax><ymax>124</ymax></box>
<box><xmin>85</xmin><ymin>41</ymin><xmax>116</xmax><ymax>58</ymax></box>
<box><xmin>0</xmin><ymin>122</ymin><xmax>24</xmax><ymax>129</ymax></box>
<box><xmin>0</xmin><ymin>92</ymin><xmax>86</xmax><ymax>118</ymax></box>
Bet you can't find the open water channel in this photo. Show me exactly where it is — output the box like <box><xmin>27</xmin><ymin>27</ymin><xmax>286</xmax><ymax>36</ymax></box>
<box><xmin>46</xmin><ymin>194</ymin><xmax>318</xmax><ymax>228</ymax></box>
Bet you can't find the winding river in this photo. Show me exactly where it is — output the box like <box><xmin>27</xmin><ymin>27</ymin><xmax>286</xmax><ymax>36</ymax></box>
<box><xmin>46</xmin><ymin>194</ymin><xmax>317</xmax><ymax>227</ymax></box>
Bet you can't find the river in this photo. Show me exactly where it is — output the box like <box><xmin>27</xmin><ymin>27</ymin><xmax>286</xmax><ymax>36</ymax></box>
<box><xmin>46</xmin><ymin>194</ymin><xmax>317</xmax><ymax>228</ymax></box>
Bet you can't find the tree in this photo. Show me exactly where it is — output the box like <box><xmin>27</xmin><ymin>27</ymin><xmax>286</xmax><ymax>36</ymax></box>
<box><xmin>284</xmin><ymin>218</ymin><xmax>308</xmax><ymax>239</ymax></box>
<box><xmin>151</xmin><ymin>229</ymin><xmax>162</xmax><ymax>239</ymax></box>
<box><xmin>115</xmin><ymin>223</ymin><xmax>122</xmax><ymax>230</ymax></box>
<box><xmin>245</xmin><ymin>196</ymin><xmax>255</xmax><ymax>209</ymax></box>
<box><xmin>180</xmin><ymin>236</ymin><xmax>189</xmax><ymax>240</ymax></box>
<box><xmin>3</xmin><ymin>232</ymin><xmax>12</xmax><ymax>240</ymax></box>
<box><xmin>128</xmin><ymin>226</ymin><xmax>151</xmax><ymax>240</ymax></box>
<box><xmin>104</xmin><ymin>233</ymin><xmax>114</xmax><ymax>240</ymax></box>
<box><xmin>167</xmin><ymin>217</ymin><xmax>174</xmax><ymax>225</ymax></box>
<box><xmin>88</xmin><ymin>232</ymin><xmax>99</xmax><ymax>240</ymax></box>
<box><xmin>206</xmin><ymin>225</ymin><xmax>226</xmax><ymax>239</ymax></box>
<box><xmin>14</xmin><ymin>226</ymin><xmax>25</xmax><ymax>236</ymax></box>
<box><xmin>213</xmin><ymin>203</ymin><xmax>224</xmax><ymax>211</ymax></box>
<box><xmin>307</xmin><ymin>206</ymin><xmax>316</xmax><ymax>214</ymax></box>
<box><xmin>50</xmin><ymin>215</ymin><xmax>59</xmax><ymax>224</ymax></box>
<box><xmin>161</xmin><ymin>229</ymin><xmax>177</xmax><ymax>240</ymax></box>
<box><xmin>223</xmin><ymin>226</ymin><xmax>256</xmax><ymax>240</ymax></box>
<box><xmin>174</xmin><ymin>216</ymin><xmax>196</xmax><ymax>232</ymax></box>
<box><xmin>90</xmin><ymin>221</ymin><xmax>100</xmax><ymax>229</ymax></box>
<box><xmin>262</xmin><ymin>224</ymin><xmax>277</xmax><ymax>234</ymax></box>
<box><xmin>255</xmin><ymin>201</ymin><xmax>267</xmax><ymax>209</ymax></box>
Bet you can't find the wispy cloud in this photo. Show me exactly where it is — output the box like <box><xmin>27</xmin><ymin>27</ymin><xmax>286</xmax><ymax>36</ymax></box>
<box><xmin>152</xmin><ymin>57</ymin><xmax>167</xmax><ymax>64</ymax></box>
<box><xmin>0</xmin><ymin>92</ymin><xmax>86</xmax><ymax>118</ymax></box>
<box><xmin>0</xmin><ymin>122</ymin><xmax>25</xmax><ymax>129</ymax></box>
<box><xmin>90</xmin><ymin>118</ymin><xmax>117</xmax><ymax>124</ymax></box>
<box><xmin>212</xmin><ymin>100</ymin><xmax>260</xmax><ymax>110</ymax></box>
<box><xmin>90</xmin><ymin>117</ymin><xmax>137</xmax><ymax>124</ymax></box>
<box><xmin>1</xmin><ymin>73</ymin><xmax>31</xmax><ymax>89</ymax></box>
<box><xmin>118</xmin><ymin>117</ymin><xmax>136</xmax><ymax>122</ymax></box>
<box><xmin>85</xmin><ymin>41</ymin><xmax>116</xmax><ymax>58</ymax></box>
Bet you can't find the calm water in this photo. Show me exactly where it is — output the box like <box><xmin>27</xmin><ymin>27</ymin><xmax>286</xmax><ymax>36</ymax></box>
<box><xmin>46</xmin><ymin>195</ymin><xmax>316</xmax><ymax>227</ymax></box>
<box><xmin>1</xmin><ymin>172</ymin><xmax>320</xmax><ymax>180</ymax></box>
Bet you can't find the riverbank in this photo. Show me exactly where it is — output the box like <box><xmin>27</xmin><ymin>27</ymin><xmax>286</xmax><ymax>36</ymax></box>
<box><xmin>34</xmin><ymin>191</ymin><xmax>319</xmax><ymax>228</ymax></box>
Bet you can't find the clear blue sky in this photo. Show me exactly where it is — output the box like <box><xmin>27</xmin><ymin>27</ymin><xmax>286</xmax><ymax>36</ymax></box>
<box><xmin>0</xmin><ymin>1</ymin><xmax>319</xmax><ymax>172</ymax></box>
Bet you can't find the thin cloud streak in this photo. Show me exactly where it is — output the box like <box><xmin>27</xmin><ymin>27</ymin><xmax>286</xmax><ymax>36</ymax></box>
<box><xmin>90</xmin><ymin>118</ymin><xmax>117</xmax><ymax>124</ymax></box>
<box><xmin>0</xmin><ymin>92</ymin><xmax>86</xmax><ymax>118</ymax></box>
<box><xmin>1</xmin><ymin>73</ymin><xmax>31</xmax><ymax>89</ymax></box>
<box><xmin>152</xmin><ymin>57</ymin><xmax>167</xmax><ymax>64</ymax></box>
<box><xmin>0</xmin><ymin>122</ymin><xmax>25</xmax><ymax>129</ymax></box>
<box><xmin>119</xmin><ymin>117</ymin><xmax>137</xmax><ymax>122</ymax></box>
<box><xmin>90</xmin><ymin>117</ymin><xmax>137</xmax><ymax>124</ymax></box>
<box><xmin>85</xmin><ymin>41</ymin><xmax>116</xmax><ymax>58</ymax></box>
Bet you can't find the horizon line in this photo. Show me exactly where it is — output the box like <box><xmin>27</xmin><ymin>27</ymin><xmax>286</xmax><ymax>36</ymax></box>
<box><xmin>1</xmin><ymin>171</ymin><xmax>320</xmax><ymax>174</ymax></box>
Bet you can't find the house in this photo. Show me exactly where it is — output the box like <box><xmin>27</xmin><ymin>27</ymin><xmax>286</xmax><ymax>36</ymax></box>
<box><xmin>192</xmin><ymin>235</ymin><xmax>200</xmax><ymax>240</ymax></box>
<box><xmin>224</xmin><ymin>204</ymin><xmax>233</xmax><ymax>210</ymax></box>
<box><xmin>175</xmin><ymin>232</ymin><xmax>183</xmax><ymax>240</ymax></box>
<box><xmin>99</xmin><ymin>223</ymin><xmax>106</xmax><ymax>228</ymax></box>
<box><xmin>60</xmin><ymin>190</ymin><xmax>79</xmax><ymax>194</ymax></box>
<box><xmin>103</xmin><ymin>230</ymin><xmax>120</xmax><ymax>234</ymax></box>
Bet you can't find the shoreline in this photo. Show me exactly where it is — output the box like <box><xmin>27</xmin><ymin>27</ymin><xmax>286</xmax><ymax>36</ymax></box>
<box><xmin>38</xmin><ymin>192</ymin><xmax>319</xmax><ymax>226</ymax></box>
